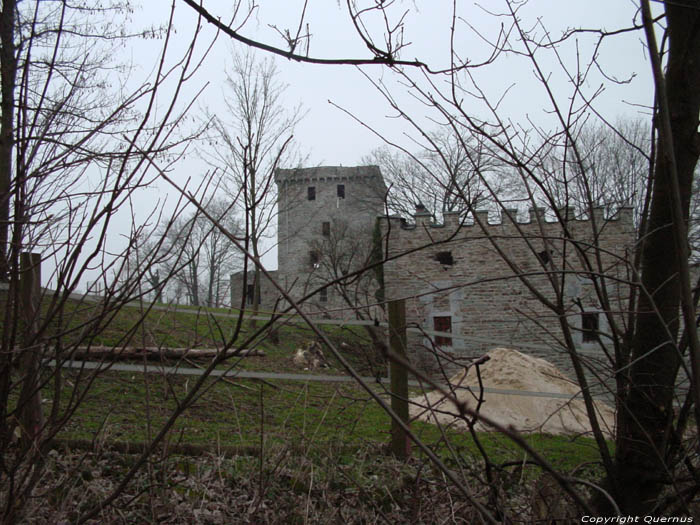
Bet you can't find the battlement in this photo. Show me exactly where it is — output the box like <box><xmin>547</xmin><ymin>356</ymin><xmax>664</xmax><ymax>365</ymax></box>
<box><xmin>275</xmin><ymin>165</ymin><xmax>383</xmax><ymax>184</ymax></box>
<box><xmin>380</xmin><ymin>203</ymin><xmax>636</xmax><ymax>378</ymax></box>
<box><xmin>379</xmin><ymin>206</ymin><xmax>634</xmax><ymax>234</ymax></box>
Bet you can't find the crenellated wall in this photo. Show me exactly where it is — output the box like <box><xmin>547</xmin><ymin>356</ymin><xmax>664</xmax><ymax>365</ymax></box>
<box><xmin>379</xmin><ymin>206</ymin><xmax>636</xmax><ymax>379</ymax></box>
<box><xmin>229</xmin><ymin>162</ymin><xmax>637</xmax><ymax>385</ymax></box>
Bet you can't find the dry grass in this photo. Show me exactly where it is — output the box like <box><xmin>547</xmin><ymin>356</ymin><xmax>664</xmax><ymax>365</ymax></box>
<box><xmin>17</xmin><ymin>444</ymin><xmax>540</xmax><ymax>524</ymax></box>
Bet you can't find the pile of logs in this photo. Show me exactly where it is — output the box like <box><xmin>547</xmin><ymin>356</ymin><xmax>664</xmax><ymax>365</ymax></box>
<box><xmin>68</xmin><ymin>346</ymin><xmax>265</xmax><ymax>361</ymax></box>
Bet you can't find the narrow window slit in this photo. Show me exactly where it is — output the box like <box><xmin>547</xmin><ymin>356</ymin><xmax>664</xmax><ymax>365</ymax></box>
<box><xmin>310</xmin><ymin>251</ymin><xmax>320</xmax><ymax>268</ymax></box>
<box><xmin>581</xmin><ymin>312</ymin><xmax>599</xmax><ymax>342</ymax></box>
<box><xmin>435</xmin><ymin>251</ymin><xmax>454</xmax><ymax>266</ymax></box>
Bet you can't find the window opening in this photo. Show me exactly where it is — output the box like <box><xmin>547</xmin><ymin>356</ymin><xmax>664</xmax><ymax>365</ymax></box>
<box><xmin>310</xmin><ymin>251</ymin><xmax>320</xmax><ymax>269</ymax></box>
<box><xmin>433</xmin><ymin>316</ymin><xmax>452</xmax><ymax>346</ymax></box>
<box><xmin>337</xmin><ymin>184</ymin><xmax>345</xmax><ymax>199</ymax></box>
<box><xmin>537</xmin><ymin>250</ymin><xmax>552</xmax><ymax>265</ymax></box>
<box><xmin>320</xmin><ymin>288</ymin><xmax>328</xmax><ymax>302</ymax></box>
<box><xmin>581</xmin><ymin>312</ymin><xmax>599</xmax><ymax>342</ymax></box>
<box><xmin>435</xmin><ymin>251</ymin><xmax>454</xmax><ymax>266</ymax></box>
<box><xmin>322</xmin><ymin>221</ymin><xmax>330</xmax><ymax>237</ymax></box>
<box><xmin>246</xmin><ymin>284</ymin><xmax>255</xmax><ymax>305</ymax></box>
<box><xmin>307</xmin><ymin>186</ymin><xmax>316</xmax><ymax>200</ymax></box>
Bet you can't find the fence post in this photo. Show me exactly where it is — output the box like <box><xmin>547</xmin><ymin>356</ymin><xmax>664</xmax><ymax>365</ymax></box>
<box><xmin>388</xmin><ymin>298</ymin><xmax>410</xmax><ymax>458</ymax></box>
<box><xmin>18</xmin><ymin>252</ymin><xmax>44</xmax><ymax>445</ymax></box>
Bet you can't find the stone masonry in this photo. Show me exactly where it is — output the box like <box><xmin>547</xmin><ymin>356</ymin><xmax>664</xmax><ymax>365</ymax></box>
<box><xmin>379</xmin><ymin>206</ymin><xmax>636</xmax><ymax>380</ymax></box>
<box><xmin>230</xmin><ymin>164</ymin><xmax>636</xmax><ymax>385</ymax></box>
<box><xmin>231</xmin><ymin>166</ymin><xmax>387</xmax><ymax>316</ymax></box>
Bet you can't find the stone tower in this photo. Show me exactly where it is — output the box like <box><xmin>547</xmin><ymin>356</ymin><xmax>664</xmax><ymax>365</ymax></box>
<box><xmin>274</xmin><ymin>165</ymin><xmax>387</xmax><ymax>314</ymax></box>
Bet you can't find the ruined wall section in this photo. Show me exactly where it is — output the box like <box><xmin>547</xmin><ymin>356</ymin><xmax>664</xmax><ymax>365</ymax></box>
<box><xmin>379</xmin><ymin>207</ymin><xmax>636</xmax><ymax>378</ymax></box>
<box><xmin>230</xmin><ymin>269</ymin><xmax>282</xmax><ymax>312</ymax></box>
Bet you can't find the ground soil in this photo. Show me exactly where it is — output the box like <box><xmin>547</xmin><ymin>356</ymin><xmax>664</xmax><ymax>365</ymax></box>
<box><xmin>410</xmin><ymin>347</ymin><xmax>616</xmax><ymax>437</ymax></box>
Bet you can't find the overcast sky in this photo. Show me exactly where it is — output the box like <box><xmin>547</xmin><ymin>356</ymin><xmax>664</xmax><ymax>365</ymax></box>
<box><xmin>138</xmin><ymin>1</ymin><xmax>654</xmax><ymax>166</ymax></box>
<box><xmin>75</xmin><ymin>1</ymin><xmax>658</xmax><ymax>284</ymax></box>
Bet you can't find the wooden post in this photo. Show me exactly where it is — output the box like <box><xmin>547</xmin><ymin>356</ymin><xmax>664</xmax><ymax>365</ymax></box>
<box><xmin>388</xmin><ymin>298</ymin><xmax>410</xmax><ymax>458</ymax></box>
<box><xmin>18</xmin><ymin>252</ymin><xmax>44</xmax><ymax>445</ymax></box>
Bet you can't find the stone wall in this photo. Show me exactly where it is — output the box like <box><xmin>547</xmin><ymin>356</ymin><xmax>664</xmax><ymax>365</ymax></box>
<box><xmin>229</xmin><ymin>162</ymin><xmax>637</xmax><ymax>387</ymax></box>
<box><xmin>229</xmin><ymin>269</ymin><xmax>282</xmax><ymax>312</ymax></box>
<box><xmin>231</xmin><ymin>165</ymin><xmax>387</xmax><ymax>318</ymax></box>
<box><xmin>379</xmin><ymin>206</ymin><xmax>636</xmax><ymax>381</ymax></box>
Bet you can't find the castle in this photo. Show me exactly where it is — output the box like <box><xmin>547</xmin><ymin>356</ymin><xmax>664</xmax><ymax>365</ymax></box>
<box><xmin>379</xmin><ymin>206</ymin><xmax>634</xmax><ymax>377</ymax></box>
<box><xmin>230</xmin><ymin>165</ymin><xmax>386</xmax><ymax>316</ymax></box>
<box><xmin>231</xmin><ymin>165</ymin><xmax>635</xmax><ymax>377</ymax></box>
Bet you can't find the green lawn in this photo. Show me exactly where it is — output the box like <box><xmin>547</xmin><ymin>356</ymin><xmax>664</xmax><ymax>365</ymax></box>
<box><xmin>52</xmin><ymin>366</ymin><xmax>609</xmax><ymax>474</ymax></box>
<box><xmin>10</xmin><ymin>297</ymin><xmax>612</xmax><ymax>476</ymax></box>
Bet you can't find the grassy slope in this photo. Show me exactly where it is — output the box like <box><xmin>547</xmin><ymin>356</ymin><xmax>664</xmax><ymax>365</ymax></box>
<box><xmin>35</xmin><ymin>299</ymin><xmax>611</xmax><ymax>475</ymax></box>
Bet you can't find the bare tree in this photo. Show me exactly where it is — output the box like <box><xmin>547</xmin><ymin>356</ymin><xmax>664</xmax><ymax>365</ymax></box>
<box><xmin>128</xmin><ymin>235</ymin><xmax>166</xmax><ymax>303</ymax></box>
<box><xmin>362</xmin><ymin>2</ymin><xmax>700</xmax><ymax>515</ymax></box>
<box><xmin>186</xmin><ymin>0</ymin><xmax>700</xmax><ymax>518</ymax></box>
<box><xmin>522</xmin><ymin>118</ymin><xmax>653</xmax><ymax>224</ymax></box>
<box><xmin>364</xmin><ymin>129</ymin><xmax>497</xmax><ymax>220</ymax></box>
<box><xmin>528</xmin><ymin>117</ymin><xmax>700</xmax><ymax>261</ymax></box>
<box><xmin>0</xmin><ymin>2</ymin><xmax>215</xmax><ymax>521</ymax></box>
<box><xmin>620</xmin><ymin>1</ymin><xmax>700</xmax><ymax>513</ymax></box>
<box><xmin>154</xmin><ymin>198</ymin><xmax>242</xmax><ymax>307</ymax></box>
<box><xmin>207</xmin><ymin>49</ymin><xmax>303</xmax><ymax>314</ymax></box>
<box><xmin>306</xmin><ymin>217</ymin><xmax>384</xmax><ymax>347</ymax></box>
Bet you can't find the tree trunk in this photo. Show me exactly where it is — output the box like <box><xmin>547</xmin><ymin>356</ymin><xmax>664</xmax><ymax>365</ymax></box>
<box><xmin>249</xmin><ymin>164</ymin><xmax>261</xmax><ymax>327</ymax></box>
<box><xmin>189</xmin><ymin>261</ymin><xmax>199</xmax><ymax>306</ymax></box>
<box><xmin>207</xmin><ymin>248</ymin><xmax>215</xmax><ymax>307</ymax></box>
<box><xmin>154</xmin><ymin>271</ymin><xmax>162</xmax><ymax>303</ymax></box>
<box><xmin>612</xmin><ymin>0</ymin><xmax>700</xmax><ymax>514</ymax></box>
<box><xmin>0</xmin><ymin>0</ymin><xmax>16</xmax><ymax>281</ymax></box>
<box><xmin>0</xmin><ymin>0</ymin><xmax>16</xmax><ymax>456</ymax></box>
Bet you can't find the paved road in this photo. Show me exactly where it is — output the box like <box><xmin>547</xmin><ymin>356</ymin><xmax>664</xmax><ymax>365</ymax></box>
<box><xmin>49</xmin><ymin>359</ymin><xmax>585</xmax><ymax>399</ymax></box>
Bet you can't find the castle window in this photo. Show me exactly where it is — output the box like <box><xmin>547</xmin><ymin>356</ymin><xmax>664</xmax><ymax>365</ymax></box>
<box><xmin>322</xmin><ymin>221</ymin><xmax>330</xmax><ymax>237</ymax></box>
<box><xmin>310</xmin><ymin>250</ymin><xmax>320</xmax><ymax>268</ymax></box>
<box><xmin>320</xmin><ymin>288</ymin><xmax>328</xmax><ymax>302</ymax></box>
<box><xmin>308</xmin><ymin>186</ymin><xmax>316</xmax><ymax>200</ymax></box>
<box><xmin>435</xmin><ymin>251</ymin><xmax>454</xmax><ymax>266</ymax></box>
<box><xmin>537</xmin><ymin>250</ymin><xmax>552</xmax><ymax>265</ymax></box>
<box><xmin>246</xmin><ymin>283</ymin><xmax>260</xmax><ymax>306</ymax></box>
<box><xmin>337</xmin><ymin>184</ymin><xmax>345</xmax><ymax>199</ymax></box>
<box><xmin>581</xmin><ymin>312</ymin><xmax>599</xmax><ymax>342</ymax></box>
<box><xmin>433</xmin><ymin>316</ymin><xmax>452</xmax><ymax>346</ymax></box>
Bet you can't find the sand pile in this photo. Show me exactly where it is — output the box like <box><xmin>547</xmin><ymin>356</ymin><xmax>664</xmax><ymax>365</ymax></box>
<box><xmin>410</xmin><ymin>347</ymin><xmax>615</xmax><ymax>437</ymax></box>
